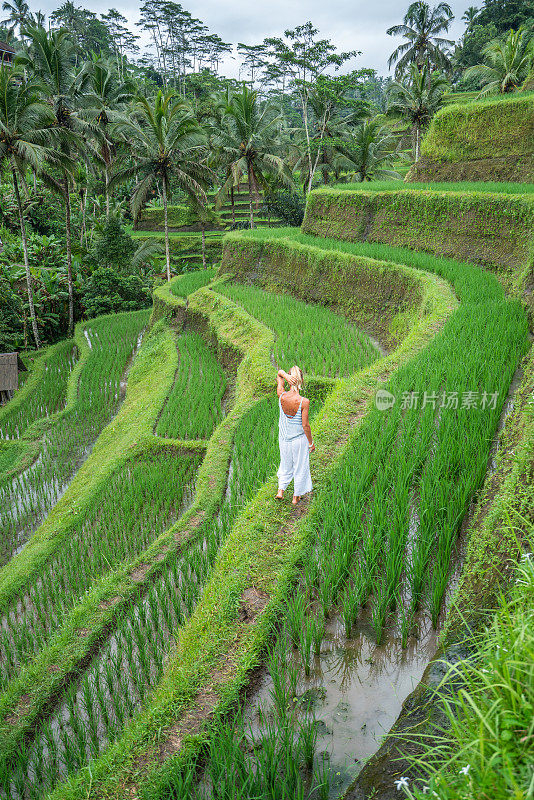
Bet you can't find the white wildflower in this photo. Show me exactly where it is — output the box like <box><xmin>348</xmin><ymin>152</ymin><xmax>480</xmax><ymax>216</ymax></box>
<box><xmin>394</xmin><ymin>776</ymin><xmax>410</xmax><ymax>791</ymax></box>
<box><xmin>460</xmin><ymin>765</ymin><xmax>471</xmax><ymax>776</ymax></box>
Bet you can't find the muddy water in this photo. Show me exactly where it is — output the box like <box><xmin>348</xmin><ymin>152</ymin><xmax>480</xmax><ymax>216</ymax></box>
<box><xmin>245</xmin><ymin>610</ymin><xmax>441</xmax><ymax>799</ymax></box>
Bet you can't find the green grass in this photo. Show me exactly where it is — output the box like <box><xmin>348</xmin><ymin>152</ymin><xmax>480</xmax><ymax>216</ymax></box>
<box><xmin>156</xmin><ymin>332</ymin><xmax>227</xmax><ymax>440</ymax></box>
<box><xmin>127</xmin><ymin>228</ymin><xmax>530</xmax><ymax>799</ymax></box>
<box><xmin>215</xmin><ymin>281</ymin><xmax>380</xmax><ymax>378</ymax></box>
<box><xmin>406</xmin><ymin>542</ymin><xmax>534</xmax><ymax>800</ymax></box>
<box><xmin>421</xmin><ymin>93</ymin><xmax>534</xmax><ymax>162</ymax></box>
<box><xmin>332</xmin><ymin>180</ymin><xmax>534</xmax><ymax>195</ymax></box>
<box><xmin>0</xmin><ymin>391</ymin><xmax>327</xmax><ymax>799</ymax></box>
<box><xmin>35</xmin><ymin>239</ymin><xmax>455</xmax><ymax>800</ymax></box>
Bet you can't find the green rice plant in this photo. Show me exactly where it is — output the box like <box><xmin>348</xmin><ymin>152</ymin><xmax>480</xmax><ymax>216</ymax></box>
<box><xmin>371</xmin><ymin>580</ymin><xmax>389</xmax><ymax>645</ymax></box>
<box><xmin>341</xmin><ymin>581</ymin><xmax>361</xmax><ymax>638</ymax></box>
<box><xmin>286</xmin><ymin>592</ymin><xmax>308</xmax><ymax>649</ymax></box>
<box><xmin>0</xmin><ymin>340</ymin><xmax>77</xmax><ymax>441</ymax></box>
<box><xmin>404</xmin><ymin>544</ymin><xmax>534</xmax><ymax>800</ymax></box>
<box><xmin>299</xmin><ymin>617</ymin><xmax>315</xmax><ymax>677</ymax></box>
<box><xmin>299</xmin><ymin>719</ymin><xmax>317</xmax><ymax>770</ymax></box>
<box><xmin>156</xmin><ymin>332</ymin><xmax>227</xmax><ymax>440</ymax></box>
<box><xmin>0</xmin><ymin>448</ymin><xmax>201</xmax><ymax>689</ymax></box>
<box><xmin>0</xmin><ymin>309</ymin><xmax>149</xmax><ymax>564</ymax></box>
<box><xmin>169</xmin><ymin>268</ymin><xmax>215</xmax><ymax>299</ymax></box>
<box><xmin>311</xmin><ymin>611</ymin><xmax>325</xmax><ymax>656</ymax></box>
<box><xmin>215</xmin><ymin>281</ymin><xmax>380</xmax><ymax>378</ymax></box>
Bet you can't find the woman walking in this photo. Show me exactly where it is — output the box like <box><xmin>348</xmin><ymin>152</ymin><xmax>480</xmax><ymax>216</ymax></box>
<box><xmin>275</xmin><ymin>366</ymin><xmax>314</xmax><ymax>505</ymax></box>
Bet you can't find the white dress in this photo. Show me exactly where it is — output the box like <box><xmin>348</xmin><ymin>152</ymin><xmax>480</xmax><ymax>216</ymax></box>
<box><xmin>277</xmin><ymin>393</ymin><xmax>313</xmax><ymax>496</ymax></box>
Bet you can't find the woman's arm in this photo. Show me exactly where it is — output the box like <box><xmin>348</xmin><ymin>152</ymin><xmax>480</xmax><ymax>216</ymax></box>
<box><xmin>301</xmin><ymin>398</ymin><xmax>315</xmax><ymax>450</ymax></box>
<box><xmin>277</xmin><ymin>369</ymin><xmax>294</xmax><ymax>397</ymax></box>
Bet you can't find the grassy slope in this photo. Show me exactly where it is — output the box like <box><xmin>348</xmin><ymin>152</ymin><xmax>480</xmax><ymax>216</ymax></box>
<box><xmin>421</xmin><ymin>93</ymin><xmax>534</xmax><ymax>162</ymax></box>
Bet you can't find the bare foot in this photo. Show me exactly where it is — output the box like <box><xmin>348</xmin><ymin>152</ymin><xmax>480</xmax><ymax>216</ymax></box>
<box><xmin>275</xmin><ymin>489</ymin><xmax>284</xmax><ymax>500</ymax></box>
<box><xmin>292</xmin><ymin>495</ymin><xmax>301</xmax><ymax>505</ymax></box>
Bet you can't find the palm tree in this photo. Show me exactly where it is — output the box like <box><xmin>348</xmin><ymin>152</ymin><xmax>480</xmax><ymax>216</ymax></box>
<box><xmin>112</xmin><ymin>89</ymin><xmax>211</xmax><ymax>282</ymax></box>
<box><xmin>387</xmin><ymin>64</ymin><xmax>449</xmax><ymax>160</ymax></box>
<box><xmin>387</xmin><ymin>2</ymin><xmax>455</xmax><ymax>78</ymax></box>
<box><xmin>28</xmin><ymin>9</ymin><xmax>45</xmax><ymax>27</ymax></box>
<box><xmin>18</xmin><ymin>25</ymin><xmax>91</xmax><ymax>337</ymax></box>
<box><xmin>78</xmin><ymin>55</ymin><xmax>134</xmax><ymax>217</ymax></box>
<box><xmin>1</xmin><ymin>0</ymin><xmax>29</xmax><ymax>37</ymax></box>
<box><xmin>343</xmin><ymin>119</ymin><xmax>402</xmax><ymax>182</ymax></box>
<box><xmin>0</xmin><ymin>65</ymin><xmax>64</xmax><ymax>348</ymax></box>
<box><xmin>465</xmin><ymin>28</ymin><xmax>534</xmax><ymax>96</ymax></box>
<box><xmin>214</xmin><ymin>85</ymin><xmax>292</xmax><ymax>228</ymax></box>
<box><xmin>461</xmin><ymin>6</ymin><xmax>479</xmax><ymax>29</ymax></box>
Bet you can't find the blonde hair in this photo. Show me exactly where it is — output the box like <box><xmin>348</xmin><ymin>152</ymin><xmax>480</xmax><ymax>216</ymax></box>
<box><xmin>290</xmin><ymin>365</ymin><xmax>304</xmax><ymax>390</ymax></box>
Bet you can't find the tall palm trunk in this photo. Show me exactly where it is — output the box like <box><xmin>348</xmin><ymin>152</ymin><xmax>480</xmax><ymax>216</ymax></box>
<box><xmin>162</xmin><ymin>176</ymin><xmax>171</xmax><ymax>282</ymax></box>
<box><xmin>12</xmin><ymin>164</ymin><xmax>40</xmax><ymax>349</ymax></box>
<box><xmin>413</xmin><ymin>123</ymin><xmax>421</xmax><ymax>161</ymax></box>
<box><xmin>64</xmin><ymin>177</ymin><xmax>74</xmax><ymax>337</ymax></box>
<box><xmin>247</xmin><ymin>163</ymin><xmax>255</xmax><ymax>229</ymax></box>
<box><xmin>230</xmin><ymin>184</ymin><xmax>235</xmax><ymax>224</ymax></box>
<box><xmin>80</xmin><ymin>188</ymin><xmax>87</xmax><ymax>245</ymax></box>
<box><xmin>104</xmin><ymin>166</ymin><xmax>110</xmax><ymax>217</ymax></box>
<box><xmin>201</xmin><ymin>224</ymin><xmax>206</xmax><ymax>269</ymax></box>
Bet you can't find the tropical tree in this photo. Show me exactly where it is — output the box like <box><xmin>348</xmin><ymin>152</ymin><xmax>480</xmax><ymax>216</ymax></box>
<box><xmin>78</xmin><ymin>55</ymin><xmax>134</xmax><ymax>216</ymax></box>
<box><xmin>387</xmin><ymin>63</ymin><xmax>449</xmax><ymax>159</ymax></box>
<box><xmin>343</xmin><ymin>119</ymin><xmax>402</xmax><ymax>182</ymax></box>
<box><xmin>113</xmin><ymin>89</ymin><xmax>211</xmax><ymax>281</ymax></box>
<box><xmin>18</xmin><ymin>25</ymin><xmax>91</xmax><ymax>336</ymax></box>
<box><xmin>264</xmin><ymin>23</ymin><xmax>358</xmax><ymax>192</ymax></box>
<box><xmin>291</xmin><ymin>74</ymin><xmax>369</xmax><ymax>186</ymax></box>
<box><xmin>462</xmin><ymin>6</ymin><xmax>480</xmax><ymax>28</ymax></box>
<box><xmin>214</xmin><ymin>85</ymin><xmax>292</xmax><ymax>228</ymax></box>
<box><xmin>387</xmin><ymin>1</ymin><xmax>455</xmax><ymax>77</ymax></box>
<box><xmin>465</xmin><ymin>27</ymin><xmax>534</xmax><ymax>95</ymax></box>
<box><xmin>0</xmin><ymin>65</ymin><xmax>64</xmax><ymax>348</ymax></box>
<box><xmin>1</xmin><ymin>0</ymin><xmax>28</xmax><ymax>38</ymax></box>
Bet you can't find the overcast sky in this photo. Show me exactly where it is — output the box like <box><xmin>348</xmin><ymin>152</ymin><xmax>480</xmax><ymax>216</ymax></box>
<box><xmin>36</xmin><ymin>0</ymin><xmax>471</xmax><ymax>77</ymax></box>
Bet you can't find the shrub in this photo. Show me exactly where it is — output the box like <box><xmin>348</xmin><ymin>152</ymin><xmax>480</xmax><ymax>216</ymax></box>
<box><xmin>92</xmin><ymin>216</ymin><xmax>136</xmax><ymax>273</ymax></box>
<box><xmin>264</xmin><ymin>190</ymin><xmax>305</xmax><ymax>226</ymax></box>
<box><xmin>81</xmin><ymin>267</ymin><xmax>151</xmax><ymax>318</ymax></box>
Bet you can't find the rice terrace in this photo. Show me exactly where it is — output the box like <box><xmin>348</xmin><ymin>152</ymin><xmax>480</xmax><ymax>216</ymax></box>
<box><xmin>0</xmin><ymin>1</ymin><xmax>533</xmax><ymax>798</ymax></box>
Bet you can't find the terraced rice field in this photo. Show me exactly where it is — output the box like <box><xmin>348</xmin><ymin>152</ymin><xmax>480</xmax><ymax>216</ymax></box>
<box><xmin>0</xmin><ymin>175</ymin><xmax>532</xmax><ymax>800</ymax></box>
<box><xmin>156</xmin><ymin>332</ymin><xmax>227</xmax><ymax>440</ymax></box>
<box><xmin>0</xmin><ymin>341</ymin><xmax>77</xmax><ymax>441</ymax></box>
<box><xmin>215</xmin><ymin>281</ymin><xmax>380</xmax><ymax>377</ymax></box>
<box><xmin>0</xmin><ymin>310</ymin><xmax>149</xmax><ymax>564</ymax></box>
